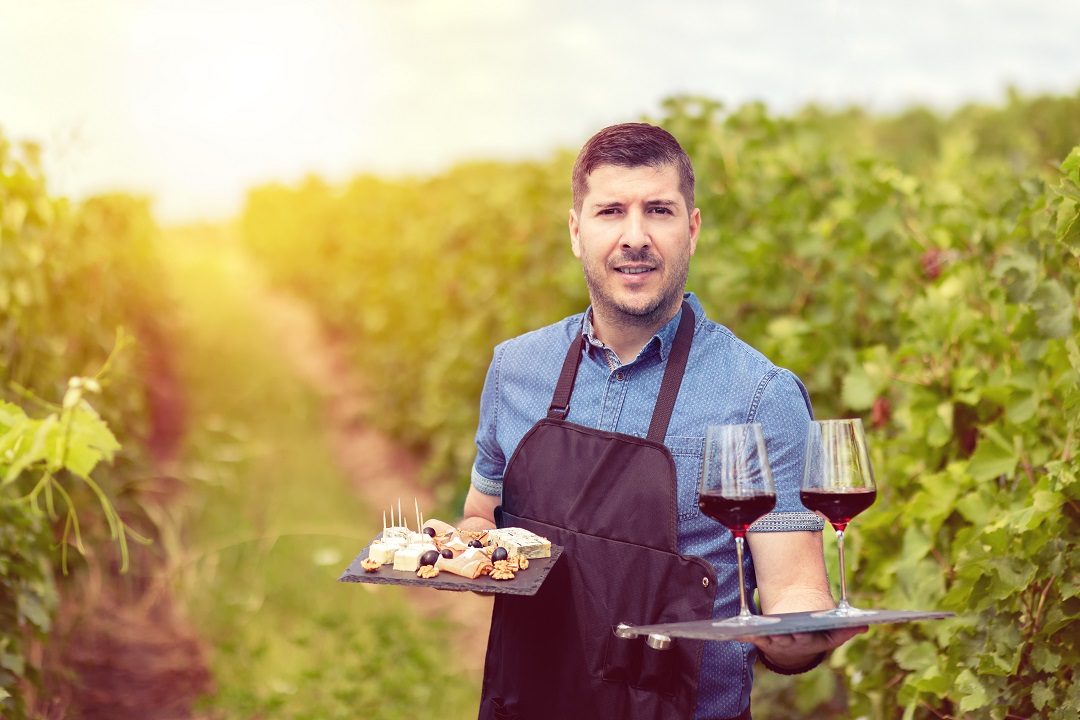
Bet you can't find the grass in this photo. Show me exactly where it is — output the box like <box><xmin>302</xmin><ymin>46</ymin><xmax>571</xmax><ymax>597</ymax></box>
<box><xmin>158</xmin><ymin>225</ymin><xmax>480</xmax><ymax>719</ymax></box>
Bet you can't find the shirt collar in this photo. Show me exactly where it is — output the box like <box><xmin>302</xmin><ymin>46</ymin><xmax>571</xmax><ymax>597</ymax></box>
<box><xmin>582</xmin><ymin>292</ymin><xmax>704</xmax><ymax>364</ymax></box>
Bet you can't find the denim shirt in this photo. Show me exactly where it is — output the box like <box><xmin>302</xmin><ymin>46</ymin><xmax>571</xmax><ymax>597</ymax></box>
<box><xmin>471</xmin><ymin>292</ymin><xmax>824</xmax><ymax>719</ymax></box>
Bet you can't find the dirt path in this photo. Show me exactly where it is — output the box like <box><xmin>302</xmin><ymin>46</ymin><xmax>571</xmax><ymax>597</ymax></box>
<box><xmin>255</xmin><ymin>290</ymin><xmax>494</xmax><ymax>672</ymax></box>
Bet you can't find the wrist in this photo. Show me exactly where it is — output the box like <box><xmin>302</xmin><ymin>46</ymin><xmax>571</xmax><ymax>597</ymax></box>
<box><xmin>758</xmin><ymin>650</ymin><xmax>827</xmax><ymax>676</ymax></box>
<box><xmin>457</xmin><ymin>516</ymin><xmax>495</xmax><ymax>532</ymax></box>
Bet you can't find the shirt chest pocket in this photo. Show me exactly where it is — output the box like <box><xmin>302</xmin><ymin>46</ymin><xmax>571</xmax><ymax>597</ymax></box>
<box><xmin>665</xmin><ymin>435</ymin><xmax>705</xmax><ymax>522</ymax></box>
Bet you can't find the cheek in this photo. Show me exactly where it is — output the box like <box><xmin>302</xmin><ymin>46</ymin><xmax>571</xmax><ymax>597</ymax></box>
<box><xmin>573</xmin><ymin>230</ymin><xmax>601</xmax><ymax>262</ymax></box>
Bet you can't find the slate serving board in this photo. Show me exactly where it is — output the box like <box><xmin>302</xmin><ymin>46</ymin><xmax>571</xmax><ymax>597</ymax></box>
<box><xmin>338</xmin><ymin>539</ymin><xmax>563</xmax><ymax>597</ymax></box>
<box><xmin>619</xmin><ymin>609</ymin><xmax>957</xmax><ymax>641</ymax></box>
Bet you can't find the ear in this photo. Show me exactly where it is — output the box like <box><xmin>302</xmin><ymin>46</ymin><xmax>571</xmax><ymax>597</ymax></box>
<box><xmin>688</xmin><ymin>208</ymin><xmax>701</xmax><ymax>256</ymax></box>
<box><xmin>569</xmin><ymin>209</ymin><xmax>583</xmax><ymax>259</ymax></box>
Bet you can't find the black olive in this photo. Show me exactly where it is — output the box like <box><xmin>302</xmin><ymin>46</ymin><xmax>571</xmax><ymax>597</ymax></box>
<box><xmin>440</xmin><ymin>548</ymin><xmax>454</xmax><ymax>559</ymax></box>
<box><xmin>420</xmin><ymin>549</ymin><xmax>440</xmax><ymax>567</ymax></box>
<box><xmin>468</xmin><ymin>539</ymin><xmax>483</xmax><ymax>548</ymax></box>
<box><xmin>492</xmin><ymin>547</ymin><xmax>508</xmax><ymax>562</ymax></box>
<box><xmin>422</xmin><ymin>526</ymin><xmax>436</xmax><ymax>538</ymax></box>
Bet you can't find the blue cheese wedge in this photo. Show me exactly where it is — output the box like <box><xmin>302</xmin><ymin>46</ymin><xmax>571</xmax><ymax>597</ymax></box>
<box><xmin>486</xmin><ymin>528</ymin><xmax>551</xmax><ymax>559</ymax></box>
<box><xmin>408</xmin><ymin>532</ymin><xmax>434</xmax><ymax>546</ymax></box>
<box><xmin>368</xmin><ymin>541</ymin><xmax>399</xmax><ymax>565</ymax></box>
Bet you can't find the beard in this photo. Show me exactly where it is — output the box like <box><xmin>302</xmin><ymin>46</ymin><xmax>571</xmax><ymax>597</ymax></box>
<box><xmin>581</xmin><ymin>246</ymin><xmax>691</xmax><ymax>330</ymax></box>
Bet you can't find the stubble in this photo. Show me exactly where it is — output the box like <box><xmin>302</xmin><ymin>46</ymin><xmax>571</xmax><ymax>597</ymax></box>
<box><xmin>581</xmin><ymin>245</ymin><xmax>691</xmax><ymax>332</ymax></box>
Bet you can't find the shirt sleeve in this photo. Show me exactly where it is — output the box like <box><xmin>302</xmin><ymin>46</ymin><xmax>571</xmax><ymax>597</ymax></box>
<box><xmin>749</xmin><ymin>368</ymin><xmax>825</xmax><ymax>532</ymax></box>
<box><xmin>471</xmin><ymin>343</ymin><xmax>507</xmax><ymax>498</ymax></box>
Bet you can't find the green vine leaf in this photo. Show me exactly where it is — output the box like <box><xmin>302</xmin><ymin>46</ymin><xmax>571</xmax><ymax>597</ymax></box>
<box><xmin>1031</xmin><ymin>279</ymin><xmax>1076</xmax><ymax>338</ymax></box>
<box><xmin>966</xmin><ymin>432</ymin><xmax>1018</xmax><ymax>482</ymax></box>
<box><xmin>1059</xmin><ymin>212</ymin><xmax>1080</xmax><ymax>255</ymax></box>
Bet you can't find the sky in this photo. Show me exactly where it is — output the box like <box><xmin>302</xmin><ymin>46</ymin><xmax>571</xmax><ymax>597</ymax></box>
<box><xmin>2</xmin><ymin>0</ymin><xmax>1079</xmax><ymax>223</ymax></box>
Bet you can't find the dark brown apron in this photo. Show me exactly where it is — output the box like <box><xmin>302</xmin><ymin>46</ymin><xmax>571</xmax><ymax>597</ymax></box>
<box><xmin>479</xmin><ymin>303</ymin><xmax>720</xmax><ymax>720</ymax></box>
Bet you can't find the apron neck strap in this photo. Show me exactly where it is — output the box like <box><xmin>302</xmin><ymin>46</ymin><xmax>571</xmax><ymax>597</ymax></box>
<box><xmin>547</xmin><ymin>334</ymin><xmax>585</xmax><ymax>420</ymax></box>
<box><xmin>647</xmin><ymin>302</ymin><xmax>695</xmax><ymax>442</ymax></box>
<box><xmin>547</xmin><ymin>302</ymin><xmax>696</xmax><ymax>443</ymax></box>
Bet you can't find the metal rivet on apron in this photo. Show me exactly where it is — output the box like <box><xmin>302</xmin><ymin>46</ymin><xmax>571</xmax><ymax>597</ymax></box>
<box><xmin>703</xmin><ymin>577</ymin><xmax>710</xmax><ymax>588</ymax></box>
<box><xmin>646</xmin><ymin>633</ymin><xmax>673</xmax><ymax>650</ymax></box>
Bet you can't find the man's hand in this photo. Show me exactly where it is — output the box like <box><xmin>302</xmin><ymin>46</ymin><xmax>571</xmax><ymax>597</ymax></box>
<box><xmin>737</xmin><ymin>627</ymin><xmax>866</xmax><ymax>671</ymax></box>
<box><xmin>458</xmin><ymin>486</ymin><xmax>500</xmax><ymax>596</ymax></box>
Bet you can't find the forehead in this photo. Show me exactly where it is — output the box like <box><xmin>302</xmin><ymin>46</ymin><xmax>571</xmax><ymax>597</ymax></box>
<box><xmin>582</xmin><ymin>163</ymin><xmax>684</xmax><ymax>207</ymax></box>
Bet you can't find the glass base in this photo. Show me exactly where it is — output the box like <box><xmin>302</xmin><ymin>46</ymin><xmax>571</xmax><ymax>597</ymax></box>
<box><xmin>811</xmin><ymin>606</ymin><xmax>878</xmax><ymax>618</ymax></box>
<box><xmin>711</xmin><ymin>613</ymin><xmax>782</xmax><ymax>627</ymax></box>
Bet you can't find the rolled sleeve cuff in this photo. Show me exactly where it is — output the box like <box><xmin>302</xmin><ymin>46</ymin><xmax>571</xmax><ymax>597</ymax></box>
<box><xmin>749</xmin><ymin>511</ymin><xmax>825</xmax><ymax>533</ymax></box>
<box><xmin>470</xmin><ymin>466</ymin><xmax>503</xmax><ymax>498</ymax></box>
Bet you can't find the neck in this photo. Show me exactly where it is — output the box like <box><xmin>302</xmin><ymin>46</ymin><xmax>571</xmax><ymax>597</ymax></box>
<box><xmin>591</xmin><ymin>302</ymin><xmax>681</xmax><ymax>364</ymax></box>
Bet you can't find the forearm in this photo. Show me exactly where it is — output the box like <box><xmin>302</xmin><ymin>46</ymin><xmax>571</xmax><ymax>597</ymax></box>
<box><xmin>747</xmin><ymin>530</ymin><xmax>833</xmax><ymax>613</ymax></box>
<box><xmin>461</xmin><ymin>485</ymin><xmax>500</xmax><ymax>530</ymax></box>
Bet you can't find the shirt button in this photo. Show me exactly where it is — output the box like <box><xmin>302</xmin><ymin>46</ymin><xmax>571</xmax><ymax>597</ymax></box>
<box><xmin>615</xmin><ymin>371</ymin><xmax>625</xmax><ymax>381</ymax></box>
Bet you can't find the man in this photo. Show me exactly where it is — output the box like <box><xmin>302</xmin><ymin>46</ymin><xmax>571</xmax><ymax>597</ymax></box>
<box><xmin>460</xmin><ymin>123</ymin><xmax>863</xmax><ymax>720</ymax></box>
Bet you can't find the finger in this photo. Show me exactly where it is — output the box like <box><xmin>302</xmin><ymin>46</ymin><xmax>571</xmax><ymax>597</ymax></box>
<box><xmin>829</xmin><ymin>626</ymin><xmax>869</xmax><ymax>643</ymax></box>
<box><xmin>738</xmin><ymin>627</ymin><xmax>867</xmax><ymax>653</ymax></box>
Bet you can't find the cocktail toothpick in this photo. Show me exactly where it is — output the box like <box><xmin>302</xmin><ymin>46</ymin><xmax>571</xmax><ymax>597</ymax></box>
<box><xmin>415</xmin><ymin>497</ymin><xmax>421</xmax><ymax>535</ymax></box>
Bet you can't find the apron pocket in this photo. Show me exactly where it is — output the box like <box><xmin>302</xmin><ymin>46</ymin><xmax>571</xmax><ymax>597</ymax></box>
<box><xmin>601</xmin><ymin>626</ymin><xmax>642</xmax><ymax>684</ymax></box>
<box><xmin>639</xmin><ymin>642</ymin><xmax>678</xmax><ymax>697</ymax></box>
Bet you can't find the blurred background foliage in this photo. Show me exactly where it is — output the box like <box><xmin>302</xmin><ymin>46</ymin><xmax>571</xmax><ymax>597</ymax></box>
<box><xmin>1</xmin><ymin>86</ymin><xmax>1078</xmax><ymax>718</ymax></box>
<box><xmin>1</xmin><ymin>136</ymin><xmax>176</xmax><ymax>714</ymax></box>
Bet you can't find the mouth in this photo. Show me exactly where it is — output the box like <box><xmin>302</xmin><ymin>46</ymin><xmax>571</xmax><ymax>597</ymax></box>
<box><xmin>615</xmin><ymin>266</ymin><xmax>655</xmax><ymax>275</ymax></box>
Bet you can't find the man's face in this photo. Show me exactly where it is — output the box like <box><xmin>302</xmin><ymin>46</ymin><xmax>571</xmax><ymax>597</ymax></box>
<box><xmin>569</xmin><ymin>163</ymin><xmax>701</xmax><ymax>328</ymax></box>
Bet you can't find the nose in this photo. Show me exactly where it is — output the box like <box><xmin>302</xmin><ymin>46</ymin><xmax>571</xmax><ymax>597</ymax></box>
<box><xmin>622</xmin><ymin>208</ymin><xmax>650</xmax><ymax>250</ymax></box>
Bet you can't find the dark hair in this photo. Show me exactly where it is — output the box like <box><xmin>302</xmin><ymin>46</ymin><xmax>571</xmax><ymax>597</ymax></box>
<box><xmin>571</xmin><ymin>123</ymin><xmax>695</xmax><ymax>213</ymax></box>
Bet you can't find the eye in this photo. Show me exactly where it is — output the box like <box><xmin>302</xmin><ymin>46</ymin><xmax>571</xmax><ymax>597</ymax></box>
<box><xmin>648</xmin><ymin>206</ymin><xmax>673</xmax><ymax>215</ymax></box>
<box><xmin>598</xmin><ymin>207</ymin><xmax>621</xmax><ymax>216</ymax></box>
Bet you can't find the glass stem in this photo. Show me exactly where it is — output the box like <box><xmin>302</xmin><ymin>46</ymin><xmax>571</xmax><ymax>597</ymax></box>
<box><xmin>735</xmin><ymin>535</ymin><xmax>752</xmax><ymax>618</ymax></box>
<box><xmin>835</xmin><ymin>527</ymin><xmax>850</xmax><ymax>610</ymax></box>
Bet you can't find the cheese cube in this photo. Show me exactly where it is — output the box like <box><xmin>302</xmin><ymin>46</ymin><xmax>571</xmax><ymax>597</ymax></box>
<box><xmin>392</xmin><ymin>545</ymin><xmax>424</xmax><ymax>572</ymax></box>
<box><xmin>408</xmin><ymin>532</ymin><xmax>434</xmax><ymax>546</ymax></box>
<box><xmin>383</xmin><ymin>526</ymin><xmax>409</xmax><ymax>543</ymax></box>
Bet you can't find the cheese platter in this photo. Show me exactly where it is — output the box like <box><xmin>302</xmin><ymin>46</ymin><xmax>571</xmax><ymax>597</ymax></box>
<box><xmin>337</xmin><ymin>500</ymin><xmax>562</xmax><ymax>596</ymax></box>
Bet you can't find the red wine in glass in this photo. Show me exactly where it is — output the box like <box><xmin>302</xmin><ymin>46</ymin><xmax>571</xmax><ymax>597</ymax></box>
<box><xmin>799</xmin><ymin>488</ymin><xmax>877</xmax><ymax>531</ymax></box>
<box><xmin>699</xmin><ymin>492</ymin><xmax>777</xmax><ymax>536</ymax></box>
<box><xmin>699</xmin><ymin>423</ymin><xmax>780</xmax><ymax>627</ymax></box>
<box><xmin>801</xmin><ymin>419</ymin><xmax>878</xmax><ymax>617</ymax></box>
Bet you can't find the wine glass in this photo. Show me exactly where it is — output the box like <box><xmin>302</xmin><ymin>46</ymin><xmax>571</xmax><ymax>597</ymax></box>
<box><xmin>800</xmin><ymin>418</ymin><xmax>878</xmax><ymax>617</ymax></box>
<box><xmin>699</xmin><ymin>423</ymin><xmax>780</xmax><ymax>627</ymax></box>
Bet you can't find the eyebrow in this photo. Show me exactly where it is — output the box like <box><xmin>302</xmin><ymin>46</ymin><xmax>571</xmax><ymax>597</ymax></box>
<box><xmin>591</xmin><ymin>199</ymin><xmax>680</xmax><ymax>210</ymax></box>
